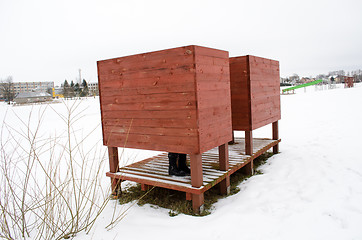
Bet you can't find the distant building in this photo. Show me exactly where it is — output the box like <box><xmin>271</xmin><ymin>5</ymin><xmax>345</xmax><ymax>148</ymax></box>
<box><xmin>10</xmin><ymin>81</ymin><xmax>54</xmax><ymax>94</ymax></box>
<box><xmin>88</xmin><ymin>82</ymin><xmax>99</xmax><ymax>96</ymax></box>
<box><xmin>0</xmin><ymin>81</ymin><xmax>54</xmax><ymax>101</ymax></box>
<box><xmin>52</xmin><ymin>86</ymin><xmax>64</xmax><ymax>98</ymax></box>
<box><xmin>333</xmin><ymin>76</ymin><xmax>344</xmax><ymax>83</ymax></box>
<box><xmin>300</xmin><ymin>77</ymin><xmax>315</xmax><ymax>84</ymax></box>
<box><xmin>344</xmin><ymin>76</ymin><xmax>354</xmax><ymax>88</ymax></box>
<box><xmin>14</xmin><ymin>91</ymin><xmax>52</xmax><ymax>104</ymax></box>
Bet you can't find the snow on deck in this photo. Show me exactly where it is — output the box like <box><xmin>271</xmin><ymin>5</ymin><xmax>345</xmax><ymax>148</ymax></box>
<box><xmin>107</xmin><ymin>138</ymin><xmax>279</xmax><ymax>194</ymax></box>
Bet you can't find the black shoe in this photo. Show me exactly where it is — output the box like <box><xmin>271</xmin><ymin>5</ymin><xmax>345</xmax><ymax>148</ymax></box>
<box><xmin>178</xmin><ymin>154</ymin><xmax>190</xmax><ymax>175</ymax></box>
<box><xmin>168</xmin><ymin>165</ymin><xmax>187</xmax><ymax>176</ymax></box>
<box><xmin>168</xmin><ymin>152</ymin><xmax>187</xmax><ymax>176</ymax></box>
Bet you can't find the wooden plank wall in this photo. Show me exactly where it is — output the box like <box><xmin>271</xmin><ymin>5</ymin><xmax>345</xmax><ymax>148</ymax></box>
<box><xmin>97</xmin><ymin>45</ymin><xmax>232</xmax><ymax>154</ymax></box>
<box><xmin>249</xmin><ymin>56</ymin><xmax>281</xmax><ymax>129</ymax></box>
<box><xmin>229</xmin><ymin>56</ymin><xmax>251</xmax><ymax>130</ymax></box>
<box><xmin>229</xmin><ymin>55</ymin><xmax>281</xmax><ymax>131</ymax></box>
<box><xmin>194</xmin><ymin>46</ymin><xmax>233</xmax><ymax>153</ymax></box>
<box><xmin>98</xmin><ymin>46</ymin><xmax>199</xmax><ymax>153</ymax></box>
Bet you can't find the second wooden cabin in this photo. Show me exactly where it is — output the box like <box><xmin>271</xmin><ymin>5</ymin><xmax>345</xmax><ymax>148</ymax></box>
<box><xmin>229</xmin><ymin>55</ymin><xmax>280</xmax><ymax>169</ymax></box>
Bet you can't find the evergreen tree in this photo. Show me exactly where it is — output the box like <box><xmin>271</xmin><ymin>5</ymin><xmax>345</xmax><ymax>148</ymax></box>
<box><xmin>68</xmin><ymin>80</ymin><xmax>75</xmax><ymax>98</ymax></box>
<box><xmin>46</xmin><ymin>87</ymin><xmax>53</xmax><ymax>95</ymax></box>
<box><xmin>63</xmin><ymin>80</ymin><xmax>70</xmax><ymax>98</ymax></box>
<box><xmin>64</xmin><ymin>79</ymin><xmax>69</xmax><ymax>88</ymax></box>
<box><xmin>81</xmin><ymin>79</ymin><xmax>89</xmax><ymax>97</ymax></box>
<box><xmin>74</xmin><ymin>83</ymin><xmax>80</xmax><ymax>96</ymax></box>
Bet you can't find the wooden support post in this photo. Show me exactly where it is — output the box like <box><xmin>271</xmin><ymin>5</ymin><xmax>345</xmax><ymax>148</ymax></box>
<box><xmin>272</xmin><ymin>121</ymin><xmax>279</xmax><ymax>154</ymax></box>
<box><xmin>141</xmin><ymin>184</ymin><xmax>151</xmax><ymax>191</ymax></box>
<box><xmin>190</xmin><ymin>154</ymin><xmax>204</xmax><ymax>213</ymax></box>
<box><xmin>244</xmin><ymin>131</ymin><xmax>254</xmax><ymax>175</ymax></box>
<box><xmin>245</xmin><ymin>130</ymin><xmax>253</xmax><ymax>156</ymax></box>
<box><xmin>108</xmin><ymin>147</ymin><xmax>121</xmax><ymax>196</ymax></box>
<box><xmin>192</xmin><ymin>193</ymin><xmax>204</xmax><ymax>214</ymax></box>
<box><xmin>218</xmin><ymin>144</ymin><xmax>230</xmax><ymax>195</ymax></box>
<box><xmin>185</xmin><ymin>192</ymin><xmax>192</xmax><ymax>201</ymax></box>
<box><xmin>229</xmin><ymin>130</ymin><xmax>235</xmax><ymax>144</ymax></box>
<box><xmin>242</xmin><ymin>160</ymin><xmax>254</xmax><ymax>176</ymax></box>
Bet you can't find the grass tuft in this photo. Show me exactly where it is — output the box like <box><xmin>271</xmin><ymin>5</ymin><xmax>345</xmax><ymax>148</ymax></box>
<box><xmin>253</xmin><ymin>151</ymin><xmax>274</xmax><ymax>175</ymax></box>
<box><xmin>118</xmin><ymin>151</ymin><xmax>275</xmax><ymax>216</ymax></box>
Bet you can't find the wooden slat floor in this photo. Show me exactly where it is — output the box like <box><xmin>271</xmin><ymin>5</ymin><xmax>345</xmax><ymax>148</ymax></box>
<box><xmin>106</xmin><ymin>138</ymin><xmax>280</xmax><ymax>195</ymax></box>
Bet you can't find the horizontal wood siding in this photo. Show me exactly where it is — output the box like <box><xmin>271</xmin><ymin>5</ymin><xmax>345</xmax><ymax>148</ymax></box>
<box><xmin>229</xmin><ymin>56</ymin><xmax>251</xmax><ymax>130</ymax></box>
<box><xmin>98</xmin><ymin>45</ymin><xmax>232</xmax><ymax>154</ymax></box>
<box><xmin>98</xmin><ymin>46</ymin><xmax>199</xmax><ymax>153</ymax></box>
<box><xmin>229</xmin><ymin>55</ymin><xmax>281</xmax><ymax>131</ymax></box>
<box><xmin>249</xmin><ymin>56</ymin><xmax>281</xmax><ymax>130</ymax></box>
<box><xmin>195</xmin><ymin>46</ymin><xmax>232</xmax><ymax>153</ymax></box>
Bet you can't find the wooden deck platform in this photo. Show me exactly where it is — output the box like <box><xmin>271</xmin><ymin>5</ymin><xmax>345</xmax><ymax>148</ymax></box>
<box><xmin>106</xmin><ymin>137</ymin><xmax>280</xmax><ymax>195</ymax></box>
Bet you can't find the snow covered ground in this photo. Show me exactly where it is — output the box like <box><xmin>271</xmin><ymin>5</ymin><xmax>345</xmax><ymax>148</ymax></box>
<box><xmin>1</xmin><ymin>83</ymin><xmax>362</xmax><ymax>240</ymax></box>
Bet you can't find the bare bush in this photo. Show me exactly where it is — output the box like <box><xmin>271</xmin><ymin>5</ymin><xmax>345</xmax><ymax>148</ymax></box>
<box><xmin>0</xmin><ymin>100</ymin><xmax>126</xmax><ymax>240</ymax></box>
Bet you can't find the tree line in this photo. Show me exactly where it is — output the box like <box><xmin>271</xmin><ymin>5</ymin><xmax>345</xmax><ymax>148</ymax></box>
<box><xmin>0</xmin><ymin>77</ymin><xmax>91</xmax><ymax>103</ymax></box>
<box><xmin>281</xmin><ymin>69</ymin><xmax>362</xmax><ymax>85</ymax></box>
<box><xmin>61</xmin><ymin>79</ymin><xmax>89</xmax><ymax>98</ymax></box>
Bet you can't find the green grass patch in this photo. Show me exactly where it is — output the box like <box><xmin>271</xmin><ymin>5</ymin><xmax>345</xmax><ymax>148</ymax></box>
<box><xmin>253</xmin><ymin>151</ymin><xmax>274</xmax><ymax>175</ymax></box>
<box><xmin>118</xmin><ymin>152</ymin><xmax>275</xmax><ymax>216</ymax></box>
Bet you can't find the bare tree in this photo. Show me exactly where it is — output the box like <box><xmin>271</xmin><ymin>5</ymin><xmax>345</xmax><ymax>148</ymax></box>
<box><xmin>316</xmin><ymin>74</ymin><xmax>327</xmax><ymax>80</ymax></box>
<box><xmin>289</xmin><ymin>74</ymin><xmax>300</xmax><ymax>84</ymax></box>
<box><xmin>0</xmin><ymin>76</ymin><xmax>15</xmax><ymax>104</ymax></box>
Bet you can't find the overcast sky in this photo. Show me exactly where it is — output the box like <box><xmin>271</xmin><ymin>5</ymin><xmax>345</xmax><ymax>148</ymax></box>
<box><xmin>1</xmin><ymin>0</ymin><xmax>361</xmax><ymax>85</ymax></box>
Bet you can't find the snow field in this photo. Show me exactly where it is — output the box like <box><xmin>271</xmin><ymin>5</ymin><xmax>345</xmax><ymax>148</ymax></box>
<box><xmin>1</xmin><ymin>83</ymin><xmax>361</xmax><ymax>239</ymax></box>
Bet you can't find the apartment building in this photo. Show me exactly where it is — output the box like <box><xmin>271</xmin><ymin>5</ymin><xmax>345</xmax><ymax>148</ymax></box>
<box><xmin>11</xmin><ymin>81</ymin><xmax>54</xmax><ymax>94</ymax></box>
<box><xmin>0</xmin><ymin>81</ymin><xmax>55</xmax><ymax>101</ymax></box>
<box><xmin>88</xmin><ymin>82</ymin><xmax>99</xmax><ymax>96</ymax></box>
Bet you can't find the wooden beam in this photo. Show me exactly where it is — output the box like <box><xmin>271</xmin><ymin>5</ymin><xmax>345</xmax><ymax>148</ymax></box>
<box><xmin>244</xmin><ymin>131</ymin><xmax>254</xmax><ymax>175</ymax></box>
<box><xmin>218</xmin><ymin>144</ymin><xmax>230</xmax><ymax>195</ymax></box>
<box><xmin>141</xmin><ymin>184</ymin><xmax>151</xmax><ymax>191</ymax></box>
<box><xmin>190</xmin><ymin>154</ymin><xmax>203</xmax><ymax>187</ymax></box>
<box><xmin>108</xmin><ymin>147</ymin><xmax>121</xmax><ymax>196</ymax></box>
<box><xmin>245</xmin><ymin>131</ymin><xmax>253</xmax><ymax>155</ymax></box>
<box><xmin>218</xmin><ymin>144</ymin><xmax>229</xmax><ymax>171</ymax></box>
<box><xmin>219</xmin><ymin>177</ymin><xmax>230</xmax><ymax>195</ymax></box>
<box><xmin>229</xmin><ymin>130</ymin><xmax>235</xmax><ymax>144</ymax></box>
<box><xmin>242</xmin><ymin>160</ymin><xmax>253</xmax><ymax>176</ymax></box>
<box><xmin>108</xmin><ymin>146</ymin><xmax>119</xmax><ymax>172</ymax></box>
<box><xmin>192</xmin><ymin>193</ymin><xmax>204</xmax><ymax>214</ymax></box>
<box><xmin>190</xmin><ymin>154</ymin><xmax>204</xmax><ymax>213</ymax></box>
<box><xmin>272</xmin><ymin>121</ymin><xmax>279</xmax><ymax>154</ymax></box>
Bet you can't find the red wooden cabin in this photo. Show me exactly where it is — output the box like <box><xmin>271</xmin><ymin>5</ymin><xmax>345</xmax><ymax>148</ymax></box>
<box><xmin>344</xmin><ymin>76</ymin><xmax>354</xmax><ymax>88</ymax></box>
<box><xmin>229</xmin><ymin>55</ymin><xmax>281</xmax><ymax>173</ymax></box>
<box><xmin>97</xmin><ymin>45</ymin><xmax>232</xmax><ymax>213</ymax></box>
